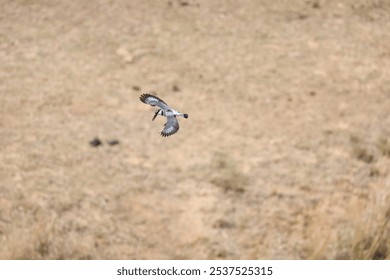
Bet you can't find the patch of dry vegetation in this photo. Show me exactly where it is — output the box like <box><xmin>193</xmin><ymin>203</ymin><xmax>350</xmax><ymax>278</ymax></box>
<box><xmin>209</xmin><ymin>152</ymin><xmax>249</xmax><ymax>194</ymax></box>
<box><xmin>338</xmin><ymin>192</ymin><xmax>390</xmax><ymax>260</ymax></box>
<box><xmin>303</xmin><ymin>188</ymin><xmax>390</xmax><ymax>260</ymax></box>
<box><xmin>1</xmin><ymin>0</ymin><xmax>390</xmax><ymax>260</ymax></box>
<box><xmin>377</xmin><ymin>138</ymin><xmax>390</xmax><ymax>158</ymax></box>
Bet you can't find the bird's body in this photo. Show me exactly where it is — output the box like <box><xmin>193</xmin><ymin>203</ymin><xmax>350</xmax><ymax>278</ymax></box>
<box><xmin>140</xmin><ymin>93</ymin><xmax>188</xmax><ymax>137</ymax></box>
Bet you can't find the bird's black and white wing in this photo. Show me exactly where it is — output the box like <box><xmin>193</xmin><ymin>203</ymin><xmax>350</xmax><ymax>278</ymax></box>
<box><xmin>161</xmin><ymin>115</ymin><xmax>179</xmax><ymax>137</ymax></box>
<box><xmin>140</xmin><ymin>93</ymin><xmax>171</xmax><ymax>110</ymax></box>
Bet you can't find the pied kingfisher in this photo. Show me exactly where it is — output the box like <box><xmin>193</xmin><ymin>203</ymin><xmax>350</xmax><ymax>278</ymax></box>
<box><xmin>140</xmin><ymin>93</ymin><xmax>189</xmax><ymax>137</ymax></box>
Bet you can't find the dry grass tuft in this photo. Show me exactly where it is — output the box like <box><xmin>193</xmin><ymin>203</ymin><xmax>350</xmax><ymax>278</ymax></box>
<box><xmin>376</xmin><ymin>138</ymin><xmax>390</xmax><ymax>157</ymax></box>
<box><xmin>350</xmin><ymin>136</ymin><xmax>375</xmax><ymax>163</ymax></box>
<box><xmin>302</xmin><ymin>188</ymin><xmax>390</xmax><ymax>260</ymax></box>
<box><xmin>342</xmin><ymin>195</ymin><xmax>389</xmax><ymax>259</ymax></box>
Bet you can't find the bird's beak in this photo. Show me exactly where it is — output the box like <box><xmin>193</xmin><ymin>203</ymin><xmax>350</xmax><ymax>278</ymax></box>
<box><xmin>152</xmin><ymin>110</ymin><xmax>160</xmax><ymax>121</ymax></box>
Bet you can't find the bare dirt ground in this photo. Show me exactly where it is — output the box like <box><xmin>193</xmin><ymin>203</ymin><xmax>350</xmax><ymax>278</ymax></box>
<box><xmin>1</xmin><ymin>0</ymin><xmax>390</xmax><ymax>259</ymax></box>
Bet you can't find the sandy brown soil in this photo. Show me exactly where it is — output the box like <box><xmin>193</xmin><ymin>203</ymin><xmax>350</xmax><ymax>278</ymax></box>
<box><xmin>1</xmin><ymin>0</ymin><xmax>390</xmax><ymax>259</ymax></box>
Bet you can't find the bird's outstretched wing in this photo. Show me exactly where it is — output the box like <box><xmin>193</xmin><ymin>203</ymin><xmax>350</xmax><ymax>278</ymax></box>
<box><xmin>161</xmin><ymin>115</ymin><xmax>179</xmax><ymax>137</ymax></box>
<box><xmin>140</xmin><ymin>93</ymin><xmax>170</xmax><ymax>110</ymax></box>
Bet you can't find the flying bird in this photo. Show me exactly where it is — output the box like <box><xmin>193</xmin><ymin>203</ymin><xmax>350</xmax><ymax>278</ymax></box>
<box><xmin>140</xmin><ymin>93</ymin><xmax>189</xmax><ymax>137</ymax></box>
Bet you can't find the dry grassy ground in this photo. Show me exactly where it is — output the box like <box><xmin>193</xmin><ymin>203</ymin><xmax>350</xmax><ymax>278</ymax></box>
<box><xmin>1</xmin><ymin>0</ymin><xmax>390</xmax><ymax>259</ymax></box>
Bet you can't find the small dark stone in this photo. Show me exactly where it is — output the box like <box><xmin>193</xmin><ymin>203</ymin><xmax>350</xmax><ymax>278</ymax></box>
<box><xmin>298</xmin><ymin>14</ymin><xmax>308</xmax><ymax>20</ymax></box>
<box><xmin>172</xmin><ymin>84</ymin><xmax>180</xmax><ymax>92</ymax></box>
<box><xmin>132</xmin><ymin>86</ymin><xmax>141</xmax><ymax>91</ymax></box>
<box><xmin>213</xmin><ymin>219</ymin><xmax>234</xmax><ymax>229</ymax></box>
<box><xmin>90</xmin><ymin>138</ymin><xmax>102</xmax><ymax>147</ymax></box>
<box><xmin>180</xmin><ymin>1</ymin><xmax>189</xmax><ymax>6</ymax></box>
<box><xmin>313</xmin><ymin>1</ymin><xmax>320</xmax><ymax>9</ymax></box>
<box><xmin>107</xmin><ymin>140</ymin><xmax>120</xmax><ymax>146</ymax></box>
<box><xmin>309</xmin><ymin>91</ymin><xmax>316</xmax><ymax>96</ymax></box>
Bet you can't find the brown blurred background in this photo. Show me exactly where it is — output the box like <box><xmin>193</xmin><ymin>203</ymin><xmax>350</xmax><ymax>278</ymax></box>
<box><xmin>1</xmin><ymin>0</ymin><xmax>390</xmax><ymax>259</ymax></box>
